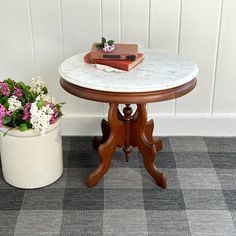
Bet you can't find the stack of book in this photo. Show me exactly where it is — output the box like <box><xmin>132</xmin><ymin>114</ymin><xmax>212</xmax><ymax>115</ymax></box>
<box><xmin>84</xmin><ymin>43</ymin><xmax>144</xmax><ymax>71</ymax></box>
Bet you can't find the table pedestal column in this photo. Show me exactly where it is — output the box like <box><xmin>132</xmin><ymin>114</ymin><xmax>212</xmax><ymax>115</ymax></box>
<box><xmin>88</xmin><ymin>103</ymin><xmax>167</xmax><ymax>189</ymax></box>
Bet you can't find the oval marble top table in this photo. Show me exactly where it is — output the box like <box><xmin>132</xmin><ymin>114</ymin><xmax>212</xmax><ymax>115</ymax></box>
<box><xmin>59</xmin><ymin>49</ymin><xmax>198</xmax><ymax>93</ymax></box>
<box><xmin>59</xmin><ymin>49</ymin><xmax>198</xmax><ymax>189</ymax></box>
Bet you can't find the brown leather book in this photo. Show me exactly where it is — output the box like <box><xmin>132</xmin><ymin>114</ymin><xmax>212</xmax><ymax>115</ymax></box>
<box><xmin>90</xmin><ymin>43</ymin><xmax>139</xmax><ymax>61</ymax></box>
<box><xmin>84</xmin><ymin>53</ymin><xmax>144</xmax><ymax>71</ymax></box>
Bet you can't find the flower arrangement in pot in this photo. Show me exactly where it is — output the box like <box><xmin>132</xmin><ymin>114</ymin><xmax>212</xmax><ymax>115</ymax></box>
<box><xmin>0</xmin><ymin>77</ymin><xmax>64</xmax><ymax>189</ymax></box>
<box><xmin>0</xmin><ymin>77</ymin><xmax>62</xmax><ymax>134</ymax></box>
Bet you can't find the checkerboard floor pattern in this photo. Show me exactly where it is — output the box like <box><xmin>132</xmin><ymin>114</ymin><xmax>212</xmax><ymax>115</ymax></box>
<box><xmin>1</xmin><ymin>136</ymin><xmax>236</xmax><ymax>235</ymax></box>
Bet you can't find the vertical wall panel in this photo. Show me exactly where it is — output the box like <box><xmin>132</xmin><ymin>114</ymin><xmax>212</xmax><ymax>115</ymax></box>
<box><xmin>61</xmin><ymin>0</ymin><xmax>103</xmax><ymax>115</ymax></box>
<box><xmin>61</xmin><ymin>0</ymin><xmax>102</xmax><ymax>57</ymax></box>
<box><xmin>102</xmin><ymin>0</ymin><xmax>121</xmax><ymax>115</ymax></box>
<box><xmin>102</xmin><ymin>0</ymin><xmax>120</xmax><ymax>42</ymax></box>
<box><xmin>121</xmin><ymin>0</ymin><xmax>149</xmax><ymax>47</ymax></box>
<box><xmin>148</xmin><ymin>0</ymin><xmax>181</xmax><ymax>114</ymax></box>
<box><xmin>0</xmin><ymin>0</ymin><xmax>35</xmax><ymax>83</ymax></box>
<box><xmin>213</xmin><ymin>0</ymin><xmax>236</xmax><ymax>113</ymax></box>
<box><xmin>121</xmin><ymin>0</ymin><xmax>149</xmax><ymax>113</ymax></box>
<box><xmin>149</xmin><ymin>0</ymin><xmax>181</xmax><ymax>53</ymax></box>
<box><xmin>176</xmin><ymin>0</ymin><xmax>221</xmax><ymax>114</ymax></box>
<box><xmin>30</xmin><ymin>0</ymin><xmax>65</xmax><ymax>103</ymax></box>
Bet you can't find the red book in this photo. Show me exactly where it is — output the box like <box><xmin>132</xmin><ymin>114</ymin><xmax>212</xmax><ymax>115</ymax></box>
<box><xmin>84</xmin><ymin>53</ymin><xmax>144</xmax><ymax>71</ymax></box>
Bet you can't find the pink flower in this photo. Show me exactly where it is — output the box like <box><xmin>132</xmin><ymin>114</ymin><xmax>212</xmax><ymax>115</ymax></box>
<box><xmin>103</xmin><ymin>43</ymin><xmax>115</xmax><ymax>53</ymax></box>
<box><xmin>13</xmin><ymin>85</ymin><xmax>23</xmax><ymax>99</ymax></box>
<box><xmin>0</xmin><ymin>82</ymin><xmax>10</xmax><ymax>96</ymax></box>
<box><xmin>47</xmin><ymin>103</ymin><xmax>60</xmax><ymax>124</ymax></box>
<box><xmin>0</xmin><ymin>104</ymin><xmax>10</xmax><ymax>128</ymax></box>
<box><xmin>50</xmin><ymin>109</ymin><xmax>59</xmax><ymax>124</ymax></box>
<box><xmin>22</xmin><ymin>102</ymin><xmax>31</xmax><ymax>121</ymax></box>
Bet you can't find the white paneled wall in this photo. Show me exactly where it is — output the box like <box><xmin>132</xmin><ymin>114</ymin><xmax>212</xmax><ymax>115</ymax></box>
<box><xmin>177</xmin><ymin>0</ymin><xmax>222</xmax><ymax>114</ymax></box>
<box><xmin>29</xmin><ymin>0</ymin><xmax>65</xmax><ymax>102</ymax></box>
<box><xmin>213</xmin><ymin>0</ymin><xmax>236</xmax><ymax>114</ymax></box>
<box><xmin>0</xmin><ymin>0</ymin><xmax>236</xmax><ymax>136</ymax></box>
<box><xmin>148</xmin><ymin>0</ymin><xmax>181</xmax><ymax>114</ymax></box>
<box><xmin>0</xmin><ymin>1</ymin><xmax>35</xmax><ymax>82</ymax></box>
<box><xmin>60</xmin><ymin>0</ymin><xmax>104</xmax><ymax>116</ymax></box>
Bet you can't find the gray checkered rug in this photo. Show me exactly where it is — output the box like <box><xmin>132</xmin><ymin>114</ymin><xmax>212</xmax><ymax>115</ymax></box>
<box><xmin>1</xmin><ymin>137</ymin><xmax>236</xmax><ymax>235</ymax></box>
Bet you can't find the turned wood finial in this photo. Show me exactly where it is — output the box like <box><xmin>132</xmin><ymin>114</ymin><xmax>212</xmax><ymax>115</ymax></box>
<box><xmin>123</xmin><ymin>104</ymin><xmax>133</xmax><ymax>118</ymax></box>
<box><xmin>123</xmin><ymin>104</ymin><xmax>133</xmax><ymax>162</ymax></box>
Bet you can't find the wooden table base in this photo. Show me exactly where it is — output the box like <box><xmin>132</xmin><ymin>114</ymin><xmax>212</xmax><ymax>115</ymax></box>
<box><xmin>87</xmin><ymin>103</ymin><xmax>167</xmax><ymax>189</ymax></box>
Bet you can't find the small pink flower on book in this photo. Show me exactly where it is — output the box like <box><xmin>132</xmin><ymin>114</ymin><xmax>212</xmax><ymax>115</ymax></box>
<box><xmin>103</xmin><ymin>43</ymin><xmax>115</xmax><ymax>53</ymax></box>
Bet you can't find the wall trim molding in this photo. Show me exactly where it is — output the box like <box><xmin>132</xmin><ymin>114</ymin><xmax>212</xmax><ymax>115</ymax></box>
<box><xmin>61</xmin><ymin>114</ymin><xmax>236</xmax><ymax>136</ymax></box>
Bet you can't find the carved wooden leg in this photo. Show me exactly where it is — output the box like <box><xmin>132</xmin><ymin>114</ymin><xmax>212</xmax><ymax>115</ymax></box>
<box><xmin>123</xmin><ymin>104</ymin><xmax>133</xmax><ymax>162</ymax></box>
<box><xmin>133</xmin><ymin>104</ymin><xmax>167</xmax><ymax>189</ymax></box>
<box><xmin>145</xmin><ymin>119</ymin><xmax>163</xmax><ymax>151</ymax></box>
<box><xmin>93</xmin><ymin>119</ymin><xmax>110</xmax><ymax>150</ymax></box>
<box><xmin>88</xmin><ymin>104</ymin><xmax>124</xmax><ymax>187</ymax></box>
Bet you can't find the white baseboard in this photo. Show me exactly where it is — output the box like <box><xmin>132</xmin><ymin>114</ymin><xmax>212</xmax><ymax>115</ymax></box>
<box><xmin>61</xmin><ymin>115</ymin><xmax>236</xmax><ymax>137</ymax></box>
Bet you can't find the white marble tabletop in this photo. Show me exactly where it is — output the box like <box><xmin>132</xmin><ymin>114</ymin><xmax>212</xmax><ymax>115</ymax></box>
<box><xmin>58</xmin><ymin>49</ymin><xmax>198</xmax><ymax>93</ymax></box>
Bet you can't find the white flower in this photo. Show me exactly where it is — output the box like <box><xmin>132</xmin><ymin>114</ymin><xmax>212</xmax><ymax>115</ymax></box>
<box><xmin>36</xmin><ymin>94</ymin><xmax>56</xmax><ymax>104</ymax></box>
<box><xmin>30</xmin><ymin>76</ymin><xmax>46</xmax><ymax>95</ymax></box>
<box><xmin>30</xmin><ymin>102</ymin><xmax>54</xmax><ymax>134</ymax></box>
<box><xmin>8</xmin><ymin>96</ymin><xmax>22</xmax><ymax>112</ymax></box>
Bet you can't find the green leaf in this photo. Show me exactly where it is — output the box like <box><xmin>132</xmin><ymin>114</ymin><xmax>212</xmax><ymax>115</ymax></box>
<box><xmin>12</xmin><ymin>111</ymin><xmax>17</xmax><ymax>122</ymax></box>
<box><xmin>107</xmin><ymin>40</ymin><xmax>114</xmax><ymax>46</ymax></box>
<box><xmin>37</xmin><ymin>99</ymin><xmax>45</xmax><ymax>108</ymax></box>
<box><xmin>25</xmin><ymin>121</ymin><xmax>32</xmax><ymax>128</ymax></box>
<box><xmin>42</xmin><ymin>86</ymin><xmax>48</xmax><ymax>94</ymax></box>
<box><xmin>17</xmin><ymin>81</ymin><xmax>26</xmax><ymax>89</ymax></box>
<box><xmin>102</xmin><ymin>37</ymin><xmax>106</xmax><ymax>44</ymax></box>
<box><xmin>14</xmin><ymin>114</ymin><xmax>22</xmax><ymax>127</ymax></box>
<box><xmin>21</xmin><ymin>97</ymin><xmax>26</xmax><ymax>105</ymax></box>
<box><xmin>0</xmin><ymin>96</ymin><xmax>8</xmax><ymax>105</ymax></box>
<box><xmin>55</xmin><ymin>102</ymin><xmax>65</xmax><ymax>109</ymax></box>
<box><xmin>25</xmin><ymin>91</ymin><xmax>34</xmax><ymax>102</ymax></box>
<box><xmin>23</xmin><ymin>89</ymin><xmax>30</xmax><ymax>100</ymax></box>
<box><xmin>3</xmin><ymin>101</ymin><xmax>9</xmax><ymax>110</ymax></box>
<box><xmin>55</xmin><ymin>104</ymin><xmax>61</xmax><ymax>109</ymax></box>
<box><xmin>25</xmin><ymin>85</ymin><xmax>31</xmax><ymax>90</ymax></box>
<box><xmin>24</xmin><ymin>85</ymin><xmax>31</xmax><ymax>95</ymax></box>
<box><xmin>19</xmin><ymin>123</ymin><xmax>28</xmax><ymax>131</ymax></box>
<box><xmin>3</xmin><ymin>116</ymin><xmax>12</xmax><ymax>124</ymax></box>
<box><xmin>12</xmin><ymin>111</ymin><xmax>21</xmax><ymax>124</ymax></box>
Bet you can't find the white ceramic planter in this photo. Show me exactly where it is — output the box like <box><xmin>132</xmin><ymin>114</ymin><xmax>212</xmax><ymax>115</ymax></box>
<box><xmin>0</xmin><ymin>119</ymin><xmax>63</xmax><ymax>189</ymax></box>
